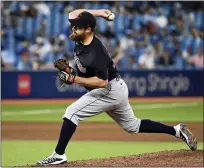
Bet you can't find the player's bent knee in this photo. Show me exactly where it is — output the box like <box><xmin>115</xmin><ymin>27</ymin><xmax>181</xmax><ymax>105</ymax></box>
<box><xmin>62</xmin><ymin>114</ymin><xmax>79</xmax><ymax>126</ymax></box>
<box><xmin>123</xmin><ymin>118</ymin><xmax>141</xmax><ymax>134</ymax></box>
<box><xmin>124</xmin><ymin>128</ymin><xmax>138</xmax><ymax>134</ymax></box>
<box><xmin>63</xmin><ymin>105</ymin><xmax>82</xmax><ymax>126</ymax></box>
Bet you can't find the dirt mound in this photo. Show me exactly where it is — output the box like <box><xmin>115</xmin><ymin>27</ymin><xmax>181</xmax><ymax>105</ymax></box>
<box><xmin>32</xmin><ymin>150</ymin><xmax>204</xmax><ymax>167</ymax></box>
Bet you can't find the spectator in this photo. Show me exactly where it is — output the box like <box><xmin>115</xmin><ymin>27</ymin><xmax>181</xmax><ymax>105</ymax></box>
<box><xmin>102</xmin><ymin>24</ymin><xmax>116</xmax><ymax>39</ymax></box>
<box><xmin>135</xmin><ymin>27</ymin><xmax>149</xmax><ymax>48</ymax></box>
<box><xmin>153</xmin><ymin>40</ymin><xmax>163</xmax><ymax>57</ymax></box>
<box><xmin>127</xmin><ymin>55</ymin><xmax>137</xmax><ymax>69</ymax></box>
<box><xmin>138</xmin><ymin>45</ymin><xmax>156</xmax><ymax>69</ymax></box>
<box><xmin>60</xmin><ymin>2</ymin><xmax>73</xmax><ymax>14</ymax></box>
<box><xmin>29</xmin><ymin>37</ymin><xmax>53</xmax><ymax>70</ymax></box>
<box><xmin>1</xmin><ymin>45</ymin><xmax>16</xmax><ymax>70</ymax></box>
<box><xmin>1</xmin><ymin>1</ymin><xmax>203</xmax><ymax>70</ymax></box>
<box><xmin>125</xmin><ymin>2</ymin><xmax>137</xmax><ymax>14</ymax></box>
<box><xmin>120</xmin><ymin>30</ymin><xmax>135</xmax><ymax>55</ymax></box>
<box><xmin>50</xmin><ymin>37</ymin><xmax>58</xmax><ymax>52</ymax></box>
<box><xmin>16</xmin><ymin>48</ymin><xmax>32</xmax><ymax>70</ymax></box>
<box><xmin>8</xmin><ymin>2</ymin><xmax>50</xmax><ymax>18</ymax></box>
<box><xmin>103</xmin><ymin>38</ymin><xmax>118</xmax><ymax>59</ymax></box>
<box><xmin>189</xmin><ymin>27</ymin><xmax>202</xmax><ymax>55</ymax></box>
<box><xmin>155</xmin><ymin>8</ymin><xmax>168</xmax><ymax>28</ymax></box>
<box><xmin>11</xmin><ymin>3</ymin><xmax>38</xmax><ymax>17</ymax></box>
<box><xmin>1</xmin><ymin>1</ymin><xmax>21</xmax><ymax>28</ymax></box>
<box><xmin>16</xmin><ymin>40</ymin><xmax>31</xmax><ymax>54</ymax></box>
<box><xmin>186</xmin><ymin>47</ymin><xmax>203</xmax><ymax>69</ymax></box>
<box><xmin>58</xmin><ymin>34</ymin><xmax>67</xmax><ymax>53</ymax></box>
<box><xmin>110</xmin><ymin>30</ymin><xmax>134</xmax><ymax>65</ymax></box>
<box><xmin>157</xmin><ymin>49</ymin><xmax>174</xmax><ymax>66</ymax></box>
<box><xmin>1</xmin><ymin>56</ymin><xmax>5</xmax><ymax>68</ymax></box>
<box><xmin>175</xmin><ymin>17</ymin><xmax>185</xmax><ymax>36</ymax></box>
<box><xmin>143</xmin><ymin>7</ymin><xmax>156</xmax><ymax>25</ymax></box>
<box><xmin>29</xmin><ymin>37</ymin><xmax>52</xmax><ymax>63</ymax></box>
<box><xmin>50</xmin><ymin>35</ymin><xmax>70</xmax><ymax>61</ymax></box>
<box><xmin>33</xmin><ymin>2</ymin><xmax>50</xmax><ymax>17</ymax></box>
<box><xmin>112</xmin><ymin>33</ymin><xmax>134</xmax><ymax>65</ymax></box>
<box><xmin>111</xmin><ymin>40</ymin><xmax>120</xmax><ymax>59</ymax></box>
<box><xmin>183</xmin><ymin>27</ymin><xmax>202</xmax><ymax>58</ymax></box>
<box><xmin>36</xmin><ymin>19</ymin><xmax>47</xmax><ymax>37</ymax></box>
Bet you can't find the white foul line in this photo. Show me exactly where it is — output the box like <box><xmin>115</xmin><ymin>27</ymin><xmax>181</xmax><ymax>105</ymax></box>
<box><xmin>2</xmin><ymin>102</ymin><xmax>200</xmax><ymax>116</ymax></box>
<box><xmin>132</xmin><ymin>102</ymin><xmax>200</xmax><ymax>110</ymax></box>
<box><xmin>2</xmin><ymin>109</ymin><xmax>65</xmax><ymax>116</ymax></box>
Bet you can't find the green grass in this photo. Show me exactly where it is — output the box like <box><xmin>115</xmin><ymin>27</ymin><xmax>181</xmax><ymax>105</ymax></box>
<box><xmin>2</xmin><ymin>102</ymin><xmax>203</xmax><ymax>122</ymax></box>
<box><xmin>1</xmin><ymin>101</ymin><xmax>203</xmax><ymax>166</ymax></box>
<box><xmin>1</xmin><ymin>141</ymin><xmax>203</xmax><ymax>166</ymax></box>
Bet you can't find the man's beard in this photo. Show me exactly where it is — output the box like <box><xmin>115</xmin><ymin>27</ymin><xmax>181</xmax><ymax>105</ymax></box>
<box><xmin>69</xmin><ymin>32</ymin><xmax>84</xmax><ymax>41</ymax></box>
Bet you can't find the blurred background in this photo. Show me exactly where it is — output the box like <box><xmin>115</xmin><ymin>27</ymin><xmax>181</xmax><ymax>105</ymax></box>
<box><xmin>1</xmin><ymin>1</ymin><xmax>203</xmax><ymax>71</ymax></box>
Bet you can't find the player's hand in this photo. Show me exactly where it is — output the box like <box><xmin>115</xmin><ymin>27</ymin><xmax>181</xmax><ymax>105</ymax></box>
<box><xmin>54</xmin><ymin>59</ymin><xmax>76</xmax><ymax>85</ymax></box>
<box><xmin>58</xmin><ymin>70</ymin><xmax>76</xmax><ymax>85</ymax></box>
<box><xmin>99</xmin><ymin>9</ymin><xmax>112</xmax><ymax>20</ymax></box>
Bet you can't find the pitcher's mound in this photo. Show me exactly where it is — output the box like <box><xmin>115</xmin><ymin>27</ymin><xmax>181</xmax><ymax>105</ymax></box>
<box><xmin>33</xmin><ymin>150</ymin><xmax>204</xmax><ymax>167</ymax></box>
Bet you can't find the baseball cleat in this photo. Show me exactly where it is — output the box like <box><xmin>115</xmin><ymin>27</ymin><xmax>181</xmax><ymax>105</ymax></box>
<box><xmin>36</xmin><ymin>151</ymin><xmax>67</xmax><ymax>165</ymax></box>
<box><xmin>174</xmin><ymin>123</ymin><xmax>197</xmax><ymax>151</ymax></box>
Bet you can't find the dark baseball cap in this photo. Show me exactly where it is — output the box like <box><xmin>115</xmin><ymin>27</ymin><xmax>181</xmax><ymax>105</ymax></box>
<box><xmin>68</xmin><ymin>11</ymin><xmax>96</xmax><ymax>29</ymax></box>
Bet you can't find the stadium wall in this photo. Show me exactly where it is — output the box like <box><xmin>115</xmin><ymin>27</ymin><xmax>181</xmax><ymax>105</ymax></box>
<box><xmin>2</xmin><ymin>70</ymin><xmax>203</xmax><ymax>99</ymax></box>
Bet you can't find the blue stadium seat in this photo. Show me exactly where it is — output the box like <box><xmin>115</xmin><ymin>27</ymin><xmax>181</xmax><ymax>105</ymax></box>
<box><xmin>174</xmin><ymin>56</ymin><xmax>184</xmax><ymax>69</ymax></box>
<box><xmin>135</xmin><ymin>48</ymin><xmax>145</xmax><ymax>63</ymax></box>
<box><xmin>2</xmin><ymin>1</ymin><xmax>203</xmax><ymax>70</ymax></box>
<box><xmin>191</xmin><ymin>38</ymin><xmax>201</xmax><ymax>55</ymax></box>
<box><xmin>114</xmin><ymin>14</ymin><xmax>126</xmax><ymax>34</ymax></box>
<box><xmin>101</xmin><ymin>3</ymin><xmax>110</xmax><ymax>9</ymax></box>
<box><xmin>132</xmin><ymin>14</ymin><xmax>142</xmax><ymax>30</ymax></box>
<box><xmin>51</xmin><ymin>5</ymin><xmax>61</xmax><ymax>36</ymax></box>
<box><xmin>97</xmin><ymin>18</ymin><xmax>107</xmax><ymax>33</ymax></box>
<box><xmin>7</xmin><ymin>28</ymin><xmax>15</xmax><ymax>51</ymax></box>
<box><xmin>45</xmin><ymin>14</ymin><xmax>52</xmax><ymax>37</ymax></box>
<box><xmin>84</xmin><ymin>2</ymin><xmax>92</xmax><ymax>9</ymax></box>
<box><xmin>61</xmin><ymin>13</ymin><xmax>69</xmax><ymax>33</ymax></box>
<box><xmin>124</xmin><ymin>14</ymin><xmax>132</xmax><ymax>30</ymax></box>
<box><xmin>194</xmin><ymin>11</ymin><xmax>203</xmax><ymax>29</ymax></box>
<box><xmin>118</xmin><ymin>56</ymin><xmax>129</xmax><ymax>69</ymax></box>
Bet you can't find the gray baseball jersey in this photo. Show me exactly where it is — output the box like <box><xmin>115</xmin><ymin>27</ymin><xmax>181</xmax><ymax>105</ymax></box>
<box><xmin>63</xmin><ymin>36</ymin><xmax>141</xmax><ymax>133</ymax></box>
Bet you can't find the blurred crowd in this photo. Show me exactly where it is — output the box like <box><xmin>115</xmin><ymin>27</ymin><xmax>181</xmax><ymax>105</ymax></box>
<box><xmin>1</xmin><ymin>1</ymin><xmax>203</xmax><ymax>71</ymax></box>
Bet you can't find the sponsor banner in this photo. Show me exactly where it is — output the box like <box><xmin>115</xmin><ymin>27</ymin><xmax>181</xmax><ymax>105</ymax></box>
<box><xmin>1</xmin><ymin>70</ymin><xmax>203</xmax><ymax>99</ymax></box>
<box><xmin>18</xmin><ymin>74</ymin><xmax>31</xmax><ymax>95</ymax></box>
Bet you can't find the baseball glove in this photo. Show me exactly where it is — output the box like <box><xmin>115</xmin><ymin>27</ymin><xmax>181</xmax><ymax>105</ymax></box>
<box><xmin>54</xmin><ymin>59</ymin><xmax>76</xmax><ymax>85</ymax></box>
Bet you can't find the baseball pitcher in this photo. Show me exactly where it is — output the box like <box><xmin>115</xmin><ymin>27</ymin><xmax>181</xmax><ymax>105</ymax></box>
<box><xmin>36</xmin><ymin>9</ymin><xmax>197</xmax><ymax>165</ymax></box>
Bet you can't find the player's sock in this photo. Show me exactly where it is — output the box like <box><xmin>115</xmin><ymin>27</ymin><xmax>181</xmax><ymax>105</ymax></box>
<box><xmin>55</xmin><ymin>118</ymin><xmax>77</xmax><ymax>155</ymax></box>
<box><xmin>139</xmin><ymin>119</ymin><xmax>176</xmax><ymax>136</ymax></box>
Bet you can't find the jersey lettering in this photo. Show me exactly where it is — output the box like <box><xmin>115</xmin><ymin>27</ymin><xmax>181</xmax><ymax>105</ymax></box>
<box><xmin>74</xmin><ymin>52</ymin><xmax>86</xmax><ymax>73</ymax></box>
